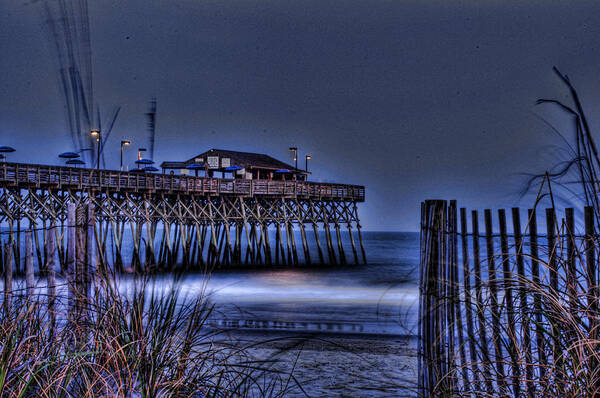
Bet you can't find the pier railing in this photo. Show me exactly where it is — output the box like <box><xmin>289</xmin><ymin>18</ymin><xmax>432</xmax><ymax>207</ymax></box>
<box><xmin>0</xmin><ymin>162</ymin><xmax>364</xmax><ymax>202</ymax></box>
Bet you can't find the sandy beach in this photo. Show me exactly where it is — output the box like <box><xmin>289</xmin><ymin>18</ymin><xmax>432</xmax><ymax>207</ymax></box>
<box><xmin>220</xmin><ymin>330</ymin><xmax>418</xmax><ymax>397</ymax></box>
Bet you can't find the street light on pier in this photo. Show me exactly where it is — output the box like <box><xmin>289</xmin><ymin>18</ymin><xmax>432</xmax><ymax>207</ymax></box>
<box><xmin>120</xmin><ymin>140</ymin><xmax>130</xmax><ymax>171</ymax></box>
<box><xmin>138</xmin><ymin>148</ymin><xmax>147</xmax><ymax>169</ymax></box>
<box><xmin>289</xmin><ymin>146</ymin><xmax>298</xmax><ymax>180</ymax></box>
<box><xmin>91</xmin><ymin>129</ymin><xmax>101</xmax><ymax>170</ymax></box>
<box><xmin>288</xmin><ymin>147</ymin><xmax>298</xmax><ymax>170</ymax></box>
<box><xmin>305</xmin><ymin>154</ymin><xmax>311</xmax><ymax>171</ymax></box>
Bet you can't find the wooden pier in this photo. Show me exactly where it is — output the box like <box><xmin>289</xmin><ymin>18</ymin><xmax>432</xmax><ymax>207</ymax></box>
<box><xmin>0</xmin><ymin>162</ymin><xmax>366</xmax><ymax>274</ymax></box>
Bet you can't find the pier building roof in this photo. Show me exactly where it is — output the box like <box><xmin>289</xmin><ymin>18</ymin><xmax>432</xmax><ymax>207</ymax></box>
<box><xmin>160</xmin><ymin>149</ymin><xmax>309</xmax><ymax>178</ymax></box>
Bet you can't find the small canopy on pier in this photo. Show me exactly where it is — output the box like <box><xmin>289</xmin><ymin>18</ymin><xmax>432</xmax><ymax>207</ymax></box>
<box><xmin>0</xmin><ymin>146</ymin><xmax>16</xmax><ymax>153</ymax></box>
<box><xmin>66</xmin><ymin>159</ymin><xmax>85</xmax><ymax>166</ymax></box>
<box><xmin>143</xmin><ymin>166</ymin><xmax>159</xmax><ymax>172</ymax></box>
<box><xmin>135</xmin><ymin>158</ymin><xmax>154</xmax><ymax>165</ymax></box>
<box><xmin>59</xmin><ymin>151</ymin><xmax>79</xmax><ymax>158</ymax></box>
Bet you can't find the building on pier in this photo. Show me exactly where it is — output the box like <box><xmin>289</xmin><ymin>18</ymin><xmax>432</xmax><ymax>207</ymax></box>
<box><xmin>160</xmin><ymin>149</ymin><xmax>309</xmax><ymax>180</ymax></box>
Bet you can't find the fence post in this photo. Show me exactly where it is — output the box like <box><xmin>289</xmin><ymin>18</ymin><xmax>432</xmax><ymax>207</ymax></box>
<box><xmin>25</xmin><ymin>229</ymin><xmax>35</xmax><ymax>298</ymax></box>
<box><xmin>76</xmin><ymin>204</ymin><xmax>86</xmax><ymax>298</ymax></box>
<box><xmin>3</xmin><ymin>242</ymin><xmax>13</xmax><ymax>314</ymax></box>
<box><xmin>418</xmin><ymin>199</ymin><xmax>449</xmax><ymax>396</ymax></box>
<box><xmin>46</xmin><ymin>223</ymin><xmax>57</xmax><ymax>339</ymax></box>
<box><xmin>86</xmin><ymin>203</ymin><xmax>94</xmax><ymax>296</ymax></box>
<box><xmin>67</xmin><ymin>202</ymin><xmax>76</xmax><ymax>315</ymax></box>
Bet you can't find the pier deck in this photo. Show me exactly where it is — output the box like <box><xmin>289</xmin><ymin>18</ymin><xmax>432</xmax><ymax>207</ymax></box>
<box><xmin>0</xmin><ymin>162</ymin><xmax>364</xmax><ymax>202</ymax></box>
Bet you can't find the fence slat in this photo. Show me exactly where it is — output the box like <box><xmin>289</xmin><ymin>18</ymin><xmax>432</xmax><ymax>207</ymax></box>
<box><xmin>471</xmin><ymin>210</ymin><xmax>494</xmax><ymax>393</ymax></box>
<box><xmin>447</xmin><ymin>200</ymin><xmax>459</xmax><ymax>393</ymax></box>
<box><xmin>585</xmin><ymin>207</ymin><xmax>597</xmax><ymax>337</ymax></box>
<box><xmin>460</xmin><ymin>207</ymin><xmax>479</xmax><ymax>392</ymax></box>
<box><xmin>498</xmin><ymin>209</ymin><xmax>521</xmax><ymax>397</ymax></box>
<box><xmin>484</xmin><ymin>209</ymin><xmax>506</xmax><ymax>393</ymax></box>
<box><xmin>419</xmin><ymin>202</ymin><xmax>600</xmax><ymax>395</ymax></box>
<box><xmin>528</xmin><ymin>209</ymin><xmax>547</xmax><ymax>382</ymax></box>
<box><xmin>545</xmin><ymin>208</ymin><xmax>564</xmax><ymax>393</ymax></box>
<box><xmin>512</xmin><ymin>207</ymin><xmax>535</xmax><ymax>397</ymax></box>
<box><xmin>566</xmin><ymin>208</ymin><xmax>576</xmax><ymax>311</ymax></box>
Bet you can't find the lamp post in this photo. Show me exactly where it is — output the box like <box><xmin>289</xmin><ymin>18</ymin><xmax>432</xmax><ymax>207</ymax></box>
<box><xmin>91</xmin><ymin>129</ymin><xmax>101</xmax><ymax>170</ymax></box>
<box><xmin>138</xmin><ymin>148</ymin><xmax>146</xmax><ymax>169</ymax></box>
<box><xmin>289</xmin><ymin>147</ymin><xmax>298</xmax><ymax>169</ymax></box>
<box><xmin>305</xmin><ymin>155</ymin><xmax>311</xmax><ymax>181</ymax></box>
<box><xmin>120</xmin><ymin>140</ymin><xmax>130</xmax><ymax>171</ymax></box>
<box><xmin>289</xmin><ymin>146</ymin><xmax>298</xmax><ymax>181</ymax></box>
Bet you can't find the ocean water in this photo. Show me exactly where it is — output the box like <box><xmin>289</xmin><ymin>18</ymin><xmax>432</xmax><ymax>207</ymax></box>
<box><xmin>136</xmin><ymin>231</ymin><xmax>421</xmax><ymax>337</ymax></box>
<box><xmin>3</xmin><ymin>230</ymin><xmax>421</xmax><ymax>336</ymax></box>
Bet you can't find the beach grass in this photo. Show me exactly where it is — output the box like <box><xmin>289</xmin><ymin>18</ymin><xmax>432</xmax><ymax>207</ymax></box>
<box><xmin>0</xmin><ymin>270</ymin><xmax>301</xmax><ymax>397</ymax></box>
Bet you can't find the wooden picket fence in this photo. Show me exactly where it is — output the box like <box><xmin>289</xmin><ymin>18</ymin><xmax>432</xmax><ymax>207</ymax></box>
<box><xmin>418</xmin><ymin>200</ymin><xmax>600</xmax><ymax>397</ymax></box>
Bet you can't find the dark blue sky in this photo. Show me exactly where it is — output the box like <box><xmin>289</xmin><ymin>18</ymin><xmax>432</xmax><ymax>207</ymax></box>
<box><xmin>2</xmin><ymin>1</ymin><xmax>600</xmax><ymax>230</ymax></box>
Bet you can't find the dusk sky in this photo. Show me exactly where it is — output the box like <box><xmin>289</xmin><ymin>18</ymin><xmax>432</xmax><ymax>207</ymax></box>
<box><xmin>3</xmin><ymin>1</ymin><xmax>600</xmax><ymax>230</ymax></box>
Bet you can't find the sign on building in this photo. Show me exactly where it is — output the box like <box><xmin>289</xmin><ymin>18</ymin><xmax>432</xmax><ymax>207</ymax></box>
<box><xmin>221</xmin><ymin>157</ymin><xmax>231</xmax><ymax>168</ymax></box>
<box><xmin>207</xmin><ymin>156</ymin><xmax>219</xmax><ymax>169</ymax></box>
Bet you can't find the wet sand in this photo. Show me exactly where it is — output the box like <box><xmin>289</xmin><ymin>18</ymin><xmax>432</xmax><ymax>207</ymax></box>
<box><xmin>221</xmin><ymin>330</ymin><xmax>418</xmax><ymax>397</ymax></box>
